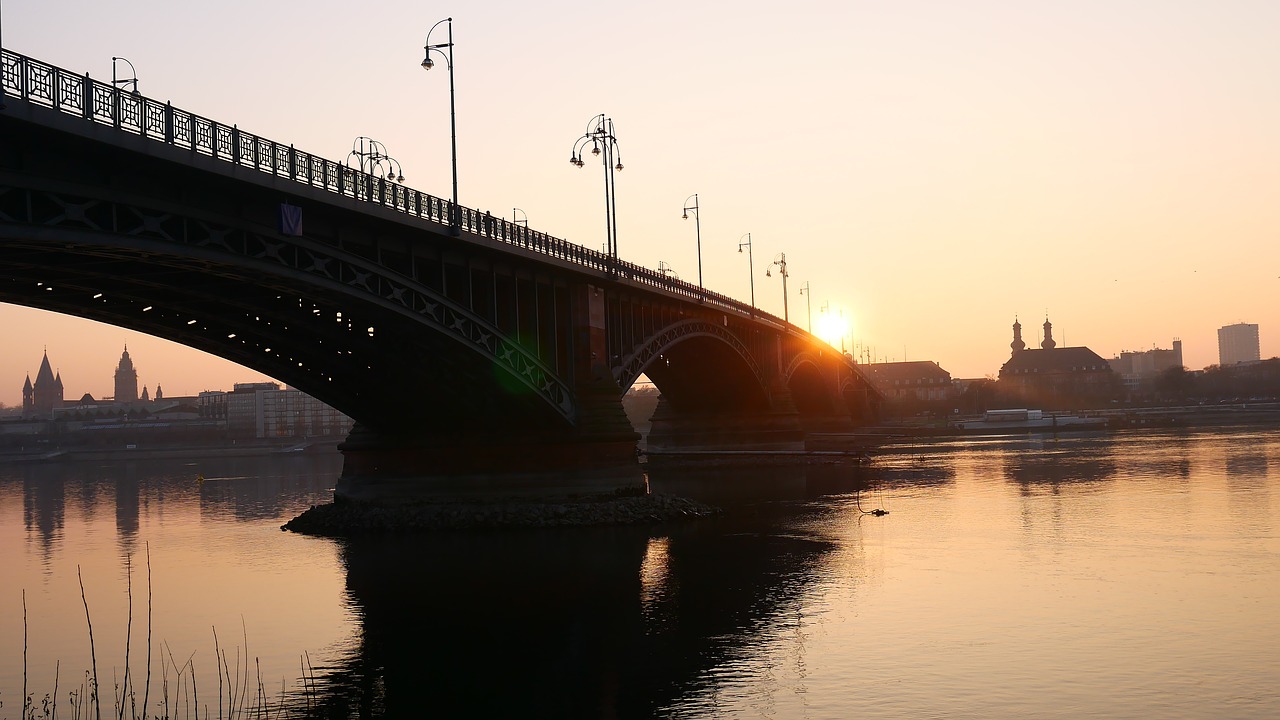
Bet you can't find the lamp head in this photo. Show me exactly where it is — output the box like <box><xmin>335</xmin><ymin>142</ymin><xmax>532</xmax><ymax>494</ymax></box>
<box><xmin>421</xmin><ymin>56</ymin><xmax>434</xmax><ymax>71</ymax></box>
<box><xmin>615</xmin><ymin>162</ymin><xmax>624</xmax><ymax>171</ymax></box>
<box><xmin>738</xmin><ymin>247</ymin><xmax>743</xmax><ymax>254</ymax></box>
<box><xmin>591</xmin><ymin>144</ymin><xmax>601</xmax><ymax>156</ymax></box>
<box><xmin>765</xmin><ymin>268</ymin><xmax>772</xmax><ymax>277</ymax></box>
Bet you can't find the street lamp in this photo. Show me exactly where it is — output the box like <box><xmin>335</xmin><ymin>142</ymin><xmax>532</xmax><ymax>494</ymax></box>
<box><xmin>346</xmin><ymin>136</ymin><xmax>405</xmax><ymax>181</ymax></box>
<box><xmin>111</xmin><ymin>57</ymin><xmax>139</xmax><ymax>94</ymax></box>
<box><xmin>421</xmin><ymin>17</ymin><xmax>458</xmax><ymax>234</ymax></box>
<box><xmin>569</xmin><ymin>114</ymin><xmax>624</xmax><ymax>262</ymax></box>
<box><xmin>682</xmin><ymin>193</ymin><xmax>703</xmax><ymax>289</ymax></box>
<box><xmin>737</xmin><ymin>233</ymin><xmax>755</xmax><ymax>309</ymax></box>
<box><xmin>512</xmin><ymin>207</ymin><xmax>528</xmax><ymax>227</ymax></box>
<box><xmin>658</xmin><ymin>261</ymin><xmax>679</xmax><ymax>281</ymax></box>
<box><xmin>799</xmin><ymin>281</ymin><xmax>812</xmax><ymax>332</ymax></box>
<box><xmin>765</xmin><ymin>252</ymin><xmax>789</xmax><ymax>323</ymax></box>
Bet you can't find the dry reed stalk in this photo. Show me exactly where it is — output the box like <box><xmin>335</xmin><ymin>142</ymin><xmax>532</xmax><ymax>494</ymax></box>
<box><xmin>23</xmin><ymin>589</ymin><xmax>29</xmax><ymax>720</ymax></box>
<box><xmin>214</xmin><ymin>628</ymin><xmax>224</xmax><ymax>720</ymax></box>
<box><xmin>118</xmin><ymin>555</ymin><xmax>133</xmax><ymax>720</ymax></box>
<box><xmin>76</xmin><ymin>566</ymin><xmax>102</xmax><ymax>720</ymax></box>
<box><xmin>53</xmin><ymin>659</ymin><xmax>60</xmax><ymax>720</ymax></box>
<box><xmin>141</xmin><ymin>545</ymin><xmax>152</xmax><ymax>720</ymax></box>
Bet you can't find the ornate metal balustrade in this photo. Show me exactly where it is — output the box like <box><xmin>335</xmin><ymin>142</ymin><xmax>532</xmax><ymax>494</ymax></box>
<box><xmin>0</xmin><ymin>47</ymin><xmax>787</xmax><ymax>328</ymax></box>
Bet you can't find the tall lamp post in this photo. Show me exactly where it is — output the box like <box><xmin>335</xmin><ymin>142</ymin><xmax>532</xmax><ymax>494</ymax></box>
<box><xmin>346</xmin><ymin>136</ymin><xmax>405</xmax><ymax>181</ymax></box>
<box><xmin>738</xmin><ymin>233</ymin><xmax>755</xmax><ymax>309</ymax></box>
<box><xmin>799</xmin><ymin>281</ymin><xmax>812</xmax><ymax>332</ymax></box>
<box><xmin>682</xmin><ymin>193</ymin><xmax>703</xmax><ymax>289</ymax></box>
<box><xmin>766</xmin><ymin>252</ymin><xmax>789</xmax><ymax>323</ymax></box>
<box><xmin>570</xmin><ymin>114</ymin><xmax>624</xmax><ymax>262</ymax></box>
<box><xmin>421</xmin><ymin>17</ymin><xmax>458</xmax><ymax>234</ymax></box>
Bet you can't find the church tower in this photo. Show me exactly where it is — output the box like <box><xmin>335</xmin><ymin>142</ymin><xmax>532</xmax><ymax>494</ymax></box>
<box><xmin>31</xmin><ymin>351</ymin><xmax>64</xmax><ymax>418</ymax></box>
<box><xmin>22</xmin><ymin>374</ymin><xmax>34</xmax><ymax>416</ymax></box>
<box><xmin>114</xmin><ymin>345</ymin><xmax>139</xmax><ymax>403</ymax></box>
<box><xmin>1010</xmin><ymin>317</ymin><xmax>1026</xmax><ymax>356</ymax></box>
<box><xmin>1041</xmin><ymin>318</ymin><xmax>1057</xmax><ymax>350</ymax></box>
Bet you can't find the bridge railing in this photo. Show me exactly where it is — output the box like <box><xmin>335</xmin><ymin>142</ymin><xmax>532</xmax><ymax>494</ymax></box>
<box><xmin>0</xmin><ymin>47</ymin><xmax>800</xmax><ymax>333</ymax></box>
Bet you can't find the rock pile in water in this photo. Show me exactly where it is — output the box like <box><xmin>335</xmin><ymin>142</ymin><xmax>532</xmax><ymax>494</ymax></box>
<box><xmin>282</xmin><ymin>493</ymin><xmax>719</xmax><ymax>536</ymax></box>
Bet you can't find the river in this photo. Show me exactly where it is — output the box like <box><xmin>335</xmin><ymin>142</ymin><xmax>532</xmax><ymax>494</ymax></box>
<box><xmin>2</xmin><ymin>427</ymin><xmax>1278</xmax><ymax>719</ymax></box>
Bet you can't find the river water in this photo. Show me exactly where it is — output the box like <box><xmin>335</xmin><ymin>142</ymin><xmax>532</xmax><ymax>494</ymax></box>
<box><xmin>1</xmin><ymin>427</ymin><xmax>1278</xmax><ymax>719</ymax></box>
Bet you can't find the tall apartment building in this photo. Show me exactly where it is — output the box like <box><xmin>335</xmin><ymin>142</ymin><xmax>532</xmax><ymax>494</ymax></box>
<box><xmin>1218</xmin><ymin>323</ymin><xmax>1261</xmax><ymax>366</ymax></box>
<box><xmin>214</xmin><ymin>382</ymin><xmax>353</xmax><ymax>439</ymax></box>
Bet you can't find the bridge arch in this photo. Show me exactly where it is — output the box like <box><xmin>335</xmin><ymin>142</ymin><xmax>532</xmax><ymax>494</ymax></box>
<box><xmin>0</xmin><ymin>181</ymin><xmax>576</xmax><ymax>432</ymax></box>
<box><xmin>783</xmin><ymin>352</ymin><xmax>840</xmax><ymax>417</ymax></box>
<box><xmin>616</xmin><ymin>319</ymin><xmax>769</xmax><ymax>414</ymax></box>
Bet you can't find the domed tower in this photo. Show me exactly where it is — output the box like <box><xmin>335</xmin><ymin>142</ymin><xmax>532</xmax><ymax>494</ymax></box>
<box><xmin>1010</xmin><ymin>317</ymin><xmax>1026</xmax><ymax>355</ymax></box>
<box><xmin>114</xmin><ymin>345</ymin><xmax>139</xmax><ymax>403</ymax></box>
<box><xmin>1041</xmin><ymin>318</ymin><xmax>1056</xmax><ymax>350</ymax></box>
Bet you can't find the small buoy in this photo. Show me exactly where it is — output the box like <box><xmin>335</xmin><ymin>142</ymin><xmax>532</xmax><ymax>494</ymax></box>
<box><xmin>196</xmin><ymin>474</ymin><xmax>205</xmax><ymax>484</ymax></box>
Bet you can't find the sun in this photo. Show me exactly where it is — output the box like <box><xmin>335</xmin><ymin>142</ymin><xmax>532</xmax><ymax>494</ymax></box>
<box><xmin>815</xmin><ymin>311</ymin><xmax>851</xmax><ymax>349</ymax></box>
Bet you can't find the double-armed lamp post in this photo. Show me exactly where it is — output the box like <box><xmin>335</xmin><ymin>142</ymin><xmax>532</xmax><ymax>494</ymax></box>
<box><xmin>111</xmin><ymin>56</ymin><xmax>139</xmax><ymax>94</ymax></box>
<box><xmin>766</xmin><ymin>252</ymin><xmax>790</xmax><ymax>323</ymax></box>
<box><xmin>799</xmin><ymin>280</ymin><xmax>812</xmax><ymax>332</ymax></box>
<box><xmin>569</xmin><ymin>114</ymin><xmax>624</xmax><ymax>262</ymax></box>
<box><xmin>682</xmin><ymin>194</ymin><xmax>703</xmax><ymax>289</ymax></box>
<box><xmin>421</xmin><ymin>17</ymin><xmax>459</xmax><ymax>233</ymax></box>
<box><xmin>738</xmin><ymin>233</ymin><xmax>755</xmax><ymax>309</ymax></box>
<box><xmin>346</xmin><ymin>136</ymin><xmax>405</xmax><ymax>181</ymax></box>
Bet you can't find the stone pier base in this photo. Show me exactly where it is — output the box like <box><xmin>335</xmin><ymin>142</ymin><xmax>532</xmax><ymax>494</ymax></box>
<box><xmin>334</xmin><ymin>425</ymin><xmax>643</xmax><ymax>504</ymax></box>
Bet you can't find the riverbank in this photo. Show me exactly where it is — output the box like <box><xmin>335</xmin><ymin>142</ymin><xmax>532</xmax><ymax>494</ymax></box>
<box><xmin>282</xmin><ymin>491</ymin><xmax>720</xmax><ymax>536</ymax></box>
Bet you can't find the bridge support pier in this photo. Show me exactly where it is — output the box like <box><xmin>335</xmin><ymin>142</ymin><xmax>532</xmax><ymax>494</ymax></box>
<box><xmin>335</xmin><ymin>380</ymin><xmax>642</xmax><ymax>504</ymax></box>
<box><xmin>335</xmin><ymin>425</ymin><xmax>641</xmax><ymax>504</ymax></box>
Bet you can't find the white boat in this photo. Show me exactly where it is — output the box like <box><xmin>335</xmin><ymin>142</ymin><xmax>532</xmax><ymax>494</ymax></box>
<box><xmin>953</xmin><ymin>409</ymin><xmax>1107</xmax><ymax>434</ymax></box>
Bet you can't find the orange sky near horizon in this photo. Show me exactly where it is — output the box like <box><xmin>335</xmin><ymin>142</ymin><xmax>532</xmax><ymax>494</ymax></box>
<box><xmin>2</xmin><ymin>0</ymin><xmax>1278</xmax><ymax>407</ymax></box>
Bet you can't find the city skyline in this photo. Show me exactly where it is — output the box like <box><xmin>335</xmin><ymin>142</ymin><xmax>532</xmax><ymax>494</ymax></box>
<box><xmin>2</xmin><ymin>0</ymin><xmax>1278</xmax><ymax>404</ymax></box>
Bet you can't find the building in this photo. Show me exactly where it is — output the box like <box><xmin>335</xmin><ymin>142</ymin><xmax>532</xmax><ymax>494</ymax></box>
<box><xmin>21</xmin><ymin>351</ymin><xmax>64</xmax><ymax>419</ymax></box>
<box><xmin>998</xmin><ymin>318</ymin><xmax>1118</xmax><ymax>408</ymax></box>
<box><xmin>1218</xmin><ymin>323</ymin><xmax>1260</xmax><ymax>366</ymax></box>
<box><xmin>1109</xmin><ymin>340</ymin><xmax>1183</xmax><ymax>388</ymax></box>
<box><xmin>218</xmin><ymin>382</ymin><xmax>352</xmax><ymax>439</ymax></box>
<box><xmin>113</xmin><ymin>345</ymin><xmax>139</xmax><ymax>403</ymax></box>
<box><xmin>863</xmin><ymin>361</ymin><xmax>955</xmax><ymax>405</ymax></box>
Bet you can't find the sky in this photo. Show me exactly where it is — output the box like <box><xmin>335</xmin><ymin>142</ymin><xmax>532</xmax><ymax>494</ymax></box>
<box><xmin>2</xmin><ymin>0</ymin><xmax>1279</xmax><ymax>406</ymax></box>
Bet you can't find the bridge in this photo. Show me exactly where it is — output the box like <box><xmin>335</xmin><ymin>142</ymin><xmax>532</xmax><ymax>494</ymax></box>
<box><xmin>0</xmin><ymin>48</ymin><xmax>881</xmax><ymax>501</ymax></box>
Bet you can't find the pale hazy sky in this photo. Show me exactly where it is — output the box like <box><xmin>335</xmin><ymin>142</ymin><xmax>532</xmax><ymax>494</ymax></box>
<box><xmin>2</xmin><ymin>0</ymin><xmax>1278</xmax><ymax>406</ymax></box>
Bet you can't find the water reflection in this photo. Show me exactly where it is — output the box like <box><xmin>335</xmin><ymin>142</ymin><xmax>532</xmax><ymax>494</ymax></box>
<box><xmin>1001</xmin><ymin>435</ymin><xmax>1119</xmax><ymax>488</ymax></box>
<box><xmin>5</xmin><ymin>454</ymin><xmax>343</xmax><ymax>559</ymax></box>
<box><xmin>21</xmin><ymin>465</ymin><xmax>66</xmax><ymax>568</ymax></box>
<box><xmin>313</xmin><ymin>462</ymin><xmax>850</xmax><ymax>718</ymax></box>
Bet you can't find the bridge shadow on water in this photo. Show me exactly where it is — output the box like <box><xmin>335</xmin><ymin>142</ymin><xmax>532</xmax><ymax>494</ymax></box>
<box><xmin>306</xmin><ymin>460</ymin><xmax>881</xmax><ymax>719</ymax></box>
